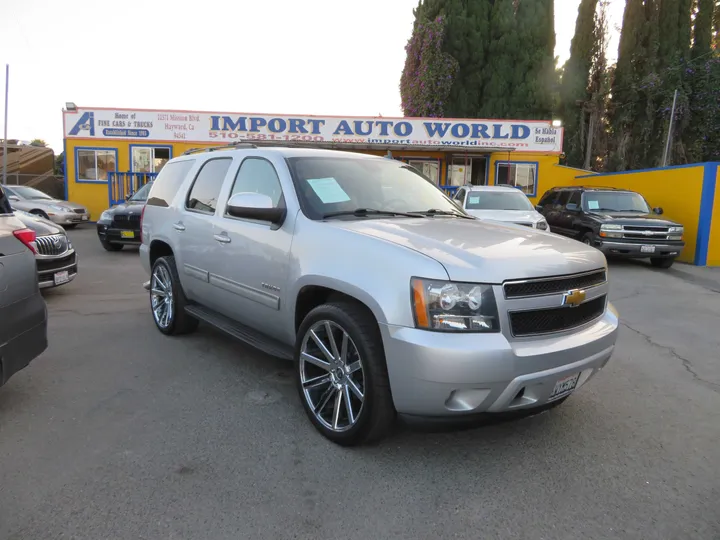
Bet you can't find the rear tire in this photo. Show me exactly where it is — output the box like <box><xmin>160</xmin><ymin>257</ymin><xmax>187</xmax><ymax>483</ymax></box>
<box><xmin>651</xmin><ymin>257</ymin><xmax>675</xmax><ymax>269</ymax></box>
<box><xmin>150</xmin><ymin>256</ymin><xmax>198</xmax><ymax>335</ymax></box>
<box><xmin>101</xmin><ymin>240</ymin><xmax>123</xmax><ymax>252</ymax></box>
<box><xmin>295</xmin><ymin>301</ymin><xmax>395</xmax><ymax>446</ymax></box>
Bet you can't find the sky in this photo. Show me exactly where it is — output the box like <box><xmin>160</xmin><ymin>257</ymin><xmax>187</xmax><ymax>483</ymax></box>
<box><xmin>0</xmin><ymin>0</ymin><xmax>626</xmax><ymax>153</ymax></box>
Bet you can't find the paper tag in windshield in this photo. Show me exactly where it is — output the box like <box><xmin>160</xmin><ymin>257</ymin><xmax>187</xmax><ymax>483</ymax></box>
<box><xmin>306</xmin><ymin>178</ymin><xmax>351</xmax><ymax>204</ymax></box>
<box><xmin>468</xmin><ymin>196</ymin><xmax>481</xmax><ymax>204</ymax></box>
<box><xmin>587</xmin><ymin>200</ymin><xmax>599</xmax><ymax>210</ymax></box>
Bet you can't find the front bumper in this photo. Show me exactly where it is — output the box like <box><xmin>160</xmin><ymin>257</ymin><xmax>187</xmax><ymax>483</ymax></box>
<box><xmin>596</xmin><ymin>239</ymin><xmax>684</xmax><ymax>258</ymax></box>
<box><xmin>37</xmin><ymin>250</ymin><xmax>78</xmax><ymax>289</ymax></box>
<box><xmin>49</xmin><ymin>211</ymin><xmax>90</xmax><ymax>225</ymax></box>
<box><xmin>380</xmin><ymin>305</ymin><xmax>619</xmax><ymax>417</ymax></box>
<box><xmin>96</xmin><ymin>223</ymin><xmax>141</xmax><ymax>245</ymax></box>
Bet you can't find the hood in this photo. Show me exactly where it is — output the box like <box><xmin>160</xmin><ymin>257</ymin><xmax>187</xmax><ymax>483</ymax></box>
<box><xmin>107</xmin><ymin>200</ymin><xmax>146</xmax><ymax>214</ymax></box>
<box><xmin>13</xmin><ymin>210</ymin><xmax>66</xmax><ymax>236</ymax></box>
<box><xmin>27</xmin><ymin>198</ymin><xmax>85</xmax><ymax>210</ymax></box>
<box><xmin>465</xmin><ymin>209</ymin><xmax>543</xmax><ymax>224</ymax></box>
<box><xmin>587</xmin><ymin>211</ymin><xmax>681</xmax><ymax>227</ymax></box>
<box><xmin>328</xmin><ymin>217</ymin><xmax>606</xmax><ymax>283</ymax></box>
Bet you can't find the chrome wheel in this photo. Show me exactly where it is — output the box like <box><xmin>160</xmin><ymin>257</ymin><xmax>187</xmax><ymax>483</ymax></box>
<box><xmin>151</xmin><ymin>264</ymin><xmax>174</xmax><ymax>329</ymax></box>
<box><xmin>299</xmin><ymin>320</ymin><xmax>365</xmax><ymax>432</ymax></box>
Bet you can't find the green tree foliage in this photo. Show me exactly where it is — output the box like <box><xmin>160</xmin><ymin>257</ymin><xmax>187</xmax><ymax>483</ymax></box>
<box><xmin>400</xmin><ymin>0</ymin><xmax>558</xmax><ymax>120</ymax></box>
<box><xmin>693</xmin><ymin>0</ymin><xmax>715</xmax><ymax>57</ymax></box>
<box><xmin>558</xmin><ymin>0</ymin><xmax>599</xmax><ymax>168</ymax></box>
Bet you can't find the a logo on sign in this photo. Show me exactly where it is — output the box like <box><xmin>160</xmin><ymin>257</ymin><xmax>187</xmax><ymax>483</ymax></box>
<box><xmin>68</xmin><ymin>112</ymin><xmax>95</xmax><ymax>136</ymax></box>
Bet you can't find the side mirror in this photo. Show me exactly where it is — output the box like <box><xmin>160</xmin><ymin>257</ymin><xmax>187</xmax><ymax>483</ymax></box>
<box><xmin>535</xmin><ymin>205</ymin><xmax>543</xmax><ymax>212</ymax></box>
<box><xmin>226</xmin><ymin>192</ymin><xmax>286</xmax><ymax>225</ymax></box>
<box><xmin>653</xmin><ymin>207</ymin><xmax>664</xmax><ymax>215</ymax></box>
<box><xmin>8</xmin><ymin>195</ymin><xmax>20</xmax><ymax>202</ymax></box>
<box><xmin>566</xmin><ymin>203</ymin><xmax>579</xmax><ymax>212</ymax></box>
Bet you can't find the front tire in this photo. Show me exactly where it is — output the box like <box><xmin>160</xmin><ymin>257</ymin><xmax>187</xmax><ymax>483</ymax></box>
<box><xmin>101</xmin><ymin>239</ymin><xmax>123</xmax><ymax>251</ymax></box>
<box><xmin>150</xmin><ymin>256</ymin><xmax>198</xmax><ymax>335</ymax></box>
<box><xmin>295</xmin><ymin>301</ymin><xmax>395</xmax><ymax>446</ymax></box>
<box><xmin>580</xmin><ymin>232</ymin><xmax>594</xmax><ymax>246</ymax></box>
<box><xmin>651</xmin><ymin>257</ymin><xmax>675</xmax><ymax>269</ymax></box>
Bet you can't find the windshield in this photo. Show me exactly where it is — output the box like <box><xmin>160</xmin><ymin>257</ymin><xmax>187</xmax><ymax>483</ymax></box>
<box><xmin>129</xmin><ymin>182</ymin><xmax>153</xmax><ymax>202</ymax></box>
<box><xmin>465</xmin><ymin>190</ymin><xmax>534</xmax><ymax>211</ymax></box>
<box><xmin>583</xmin><ymin>191</ymin><xmax>650</xmax><ymax>213</ymax></box>
<box><xmin>6</xmin><ymin>185</ymin><xmax>53</xmax><ymax>200</ymax></box>
<box><xmin>286</xmin><ymin>156</ymin><xmax>464</xmax><ymax>220</ymax></box>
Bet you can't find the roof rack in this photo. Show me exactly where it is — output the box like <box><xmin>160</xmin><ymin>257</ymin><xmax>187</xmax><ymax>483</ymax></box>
<box><xmin>182</xmin><ymin>141</ymin><xmax>257</xmax><ymax>156</ymax></box>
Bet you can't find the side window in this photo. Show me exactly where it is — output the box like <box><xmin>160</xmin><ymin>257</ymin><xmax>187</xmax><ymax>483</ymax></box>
<box><xmin>537</xmin><ymin>190</ymin><xmax>557</xmax><ymax>207</ymax></box>
<box><xmin>556</xmin><ymin>191</ymin><xmax>572</xmax><ymax>207</ymax></box>
<box><xmin>185</xmin><ymin>158</ymin><xmax>233</xmax><ymax>214</ymax></box>
<box><xmin>229</xmin><ymin>157</ymin><xmax>284</xmax><ymax>208</ymax></box>
<box><xmin>567</xmin><ymin>191</ymin><xmax>581</xmax><ymax>206</ymax></box>
<box><xmin>455</xmin><ymin>188</ymin><xmax>467</xmax><ymax>205</ymax></box>
<box><xmin>147</xmin><ymin>159</ymin><xmax>196</xmax><ymax>208</ymax></box>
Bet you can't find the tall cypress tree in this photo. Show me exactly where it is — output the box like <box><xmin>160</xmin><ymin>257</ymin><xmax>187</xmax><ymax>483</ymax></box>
<box><xmin>692</xmin><ymin>0</ymin><xmax>715</xmax><ymax>57</ymax></box>
<box><xmin>558</xmin><ymin>0</ymin><xmax>600</xmax><ymax>167</ymax></box>
<box><xmin>481</xmin><ymin>0</ymin><xmax>521</xmax><ymax>118</ymax></box>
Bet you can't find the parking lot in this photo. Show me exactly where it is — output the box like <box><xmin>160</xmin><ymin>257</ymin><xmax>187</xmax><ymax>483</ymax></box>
<box><xmin>1</xmin><ymin>226</ymin><xmax>719</xmax><ymax>540</ymax></box>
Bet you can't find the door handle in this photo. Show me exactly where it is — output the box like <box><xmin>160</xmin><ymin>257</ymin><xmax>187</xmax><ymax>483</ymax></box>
<box><xmin>173</xmin><ymin>222</ymin><xmax>186</xmax><ymax>231</ymax></box>
<box><xmin>214</xmin><ymin>233</ymin><xmax>231</xmax><ymax>244</ymax></box>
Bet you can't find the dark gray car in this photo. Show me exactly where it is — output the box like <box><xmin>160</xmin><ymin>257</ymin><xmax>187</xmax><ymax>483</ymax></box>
<box><xmin>0</xmin><ymin>185</ymin><xmax>48</xmax><ymax>387</ymax></box>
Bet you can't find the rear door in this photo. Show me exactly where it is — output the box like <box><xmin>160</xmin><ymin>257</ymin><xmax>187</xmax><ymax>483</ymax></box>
<box><xmin>176</xmin><ymin>157</ymin><xmax>234</xmax><ymax>303</ymax></box>
<box><xmin>207</xmin><ymin>155</ymin><xmax>294</xmax><ymax>340</ymax></box>
<box><xmin>546</xmin><ymin>191</ymin><xmax>572</xmax><ymax>235</ymax></box>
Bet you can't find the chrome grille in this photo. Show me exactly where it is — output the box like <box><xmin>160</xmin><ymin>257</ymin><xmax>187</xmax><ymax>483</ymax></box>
<box><xmin>503</xmin><ymin>270</ymin><xmax>607</xmax><ymax>299</ymax></box>
<box><xmin>509</xmin><ymin>295</ymin><xmax>607</xmax><ymax>337</ymax></box>
<box><xmin>35</xmin><ymin>234</ymin><xmax>69</xmax><ymax>256</ymax></box>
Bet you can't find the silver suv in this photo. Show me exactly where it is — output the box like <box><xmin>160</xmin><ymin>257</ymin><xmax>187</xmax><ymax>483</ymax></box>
<box><xmin>140</xmin><ymin>144</ymin><xmax>619</xmax><ymax>445</ymax></box>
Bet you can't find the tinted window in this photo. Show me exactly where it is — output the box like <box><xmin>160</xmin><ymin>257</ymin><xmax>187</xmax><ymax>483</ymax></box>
<box><xmin>582</xmin><ymin>191</ymin><xmax>651</xmax><ymax>213</ymax></box>
<box><xmin>556</xmin><ymin>191</ymin><xmax>572</xmax><ymax>206</ymax></box>
<box><xmin>147</xmin><ymin>159</ymin><xmax>195</xmax><ymax>208</ymax></box>
<box><xmin>186</xmin><ymin>158</ymin><xmax>232</xmax><ymax>214</ymax></box>
<box><xmin>129</xmin><ymin>181</ymin><xmax>153</xmax><ymax>202</ymax></box>
<box><xmin>567</xmin><ymin>191</ymin><xmax>581</xmax><ymax>206</ymax></box>
<box><xmin>465</xmin><ymin>190</ymin><xmax>534</xmax><ymax>211</ymax></box>
<box><xmin>455</xmin><ymin>189</ymin><xmax>467</xmax><ymax>204</ymax></box>
<box><xmin>286</xmin><ymin>156</ymin><xmax>462</xmax><ymax>220</ymax></box>
<box><xmin>538</xmin><ymin>190</ymin><xmax>557</xmax><ymax>207</ymax></box>
<box><xmin>229</xmin><ymin>158</ymin><xmax>283</xmax><ymax>207</ymax></box>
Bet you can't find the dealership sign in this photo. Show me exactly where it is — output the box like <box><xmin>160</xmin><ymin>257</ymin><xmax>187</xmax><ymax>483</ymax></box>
<box><xmin>64</xmin><ymin>108</ymin><xmax>563</xmax><ymax>153</ymax></box>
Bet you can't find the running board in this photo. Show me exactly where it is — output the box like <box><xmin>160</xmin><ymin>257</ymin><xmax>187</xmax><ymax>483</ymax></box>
<box><xmin>184</xmin><ymin>304</ymin><xmax>294</xmax><ymax>360</ymax></box>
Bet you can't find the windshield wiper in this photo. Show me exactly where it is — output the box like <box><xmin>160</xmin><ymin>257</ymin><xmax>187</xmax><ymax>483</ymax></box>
<box><xmin>321</xmin><ymin>208</ymin><xmax>426</xmax><ymax>220</ymax></box>
<box><xmin>411</xmin><ymin>208</ymin><xmax>475</xmax><ymax>219</ymax></box>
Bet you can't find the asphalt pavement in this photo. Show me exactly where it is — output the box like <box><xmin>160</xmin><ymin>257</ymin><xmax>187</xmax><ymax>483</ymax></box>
<box><xmin>1</xmin><ymin>227</ymin><xmax>719</xmax><ymax>540</ymax></box>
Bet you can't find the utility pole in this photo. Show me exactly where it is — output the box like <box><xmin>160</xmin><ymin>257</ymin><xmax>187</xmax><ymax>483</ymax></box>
<box><xmin>584</xmin><ymin>107</ymin><xmax>596</xmax><ymax>171</ymax></box>
<box><xmin>662</xmin><ymin>88</ymin><xmax>678</xmax><ymax>167</ymax></box>
<box><xmin>2</xmin><ymin>64</ymin><xmax>8</xmax><ymax>186</ymax></box>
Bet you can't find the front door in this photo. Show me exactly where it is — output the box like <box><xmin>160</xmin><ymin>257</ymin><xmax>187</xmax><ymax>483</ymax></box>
<box><xmin>208</xmin><ymin>156</ymin><xmax>293</xmax><ymax>341</ymax></box>
<box><xmin>175</xmin><ymin>157</ymin><xmax>234</xmax><ymax>303</ymax></box>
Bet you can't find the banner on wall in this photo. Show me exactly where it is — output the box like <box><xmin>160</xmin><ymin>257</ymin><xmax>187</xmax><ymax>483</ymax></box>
<box><xmin>64</xmin><ymin>108</ymin><xmax>564</xmax><ymax>153</ymax></box>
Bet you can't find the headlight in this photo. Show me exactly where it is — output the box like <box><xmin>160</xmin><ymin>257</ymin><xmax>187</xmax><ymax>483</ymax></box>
<box><xmin>99</xmin><ymin>211</ymin><xmax>113</xmax><ymax>221</ymax></box>
<box><xmin>411</xmin><ymin>278</ymin><xmax>500</xmax><ymax>333</ymax></box>
<box><xmin>669</xmin><ymin>226</ymin><xmax>683</xmax><ymax>233</ymax></box>
<box><xmin>50</xmin><ymin>204</ymin><xmax>70</xmax><ymax>212</ymax></box>
<box><xmin>535</xmin><ymin>219</ymin><xmax>548</xmax><ymax>230</ymax></box>
<box><xmin>599</xmin><ymin>224</ymin><xmax>622</xmax><ymax>238</ymax></box>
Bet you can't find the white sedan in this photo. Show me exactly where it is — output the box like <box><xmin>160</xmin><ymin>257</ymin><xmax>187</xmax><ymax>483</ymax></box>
<box><xmin>452</xmin><ymin>185</ymin><xmax>549</xmax><ymax>230</ymax></box>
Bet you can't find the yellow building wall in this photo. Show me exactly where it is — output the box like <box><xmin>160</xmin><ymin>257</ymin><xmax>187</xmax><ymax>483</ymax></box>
<box><xmin>572</xmin><ymin>166</ymin><xmax>707</xmax><ymax>264</ymax></box>
<box><xmin>706</xmin><ymin>164</ymin><xmax>720</xmax><ymax>266</ymax></box>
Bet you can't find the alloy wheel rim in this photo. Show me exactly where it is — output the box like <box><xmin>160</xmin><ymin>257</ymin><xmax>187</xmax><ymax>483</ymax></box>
<box><xmin>151</xmin><ymin>265</ymin><xmax>174</xmax><ymax>329</ymax></box>
<box><xmin>299</xmin><ymin>320</ymin><xmax>365</xmax><ymax>433</ymax></box>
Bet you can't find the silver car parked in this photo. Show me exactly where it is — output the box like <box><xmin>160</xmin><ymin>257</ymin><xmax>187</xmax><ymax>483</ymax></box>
<box><xmin>2</xmin><ymin>185</ymin><xmax>90</xmax><ymax>227</ymax></box>
<box><xmin>140</xmin><ymin>144</ymin><xmax>619</xmax><ymax>446</ymax></box>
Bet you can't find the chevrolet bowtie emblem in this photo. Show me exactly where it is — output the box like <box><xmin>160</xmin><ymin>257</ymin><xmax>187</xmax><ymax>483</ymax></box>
<box><xmin>562</xmin><ymin>289</ymin><xmax>586</xmax><ymax>308</ymax></box>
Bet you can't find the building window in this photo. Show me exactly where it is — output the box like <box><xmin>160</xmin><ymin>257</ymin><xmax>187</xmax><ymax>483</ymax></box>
<box><xmin>132</xmin><ymin>146</ymin><xmax>171</xmax><ymax>174</ymax></box>
<box><xmin>496</xmin><ymin>162</ymin><xmax>537</xmax><ymax>195</ymax></box>
<box><xmin>407</xmin><ymin>160</ymin><xmax>440</xmax><ymax>185</ymax></box>
<box><xmin>77</xmin><ymin>149</ymin><xmax>117</xmax><ymax>181</ymax></box>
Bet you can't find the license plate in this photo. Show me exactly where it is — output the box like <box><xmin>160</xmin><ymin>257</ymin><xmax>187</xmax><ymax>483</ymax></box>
<box><xmin>81</xmin><ymin>215</ymin><xmax>88</xmax><ymax>221</ymax></box>
<box><xmin>120</xmin><ymin>230</ymin><xmax>135</xmax><ymax>239</ymax></box>
<box><xmin>54</xmin><ymin>270</ymin><xmax>70</xmax><ymax>285</ymax></box>
<box><xmin>640</xmin><ymin>245</ymin><xmax>656</xmax><ymax>253</ymax></box>
<box><xmin>549</xmin><ymin>373</ymin><xmax>580</xmax><ymax>400</ymax></box>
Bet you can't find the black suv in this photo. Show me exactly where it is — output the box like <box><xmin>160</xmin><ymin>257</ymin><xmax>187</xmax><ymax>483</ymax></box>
<box><xmin>536</xmin><ymin>186</ymin><xmax>685</xmax><ymax>269</ymax></box>
<box><xmin>96</xmin><ymin>181</ymin><xmax>153</xmax><ymax>251</ymax></box>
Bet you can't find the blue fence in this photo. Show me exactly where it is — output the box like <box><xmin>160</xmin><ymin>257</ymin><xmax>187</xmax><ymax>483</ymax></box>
<box><xmin>440</xmin><ymin>185</ymin><xmax>459</xmax><ymax>196</ymax></box>
<box><xmin>108</xmin><ymin>172</ymin><xmax>158</xmax><ymax>206</ymax></box>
